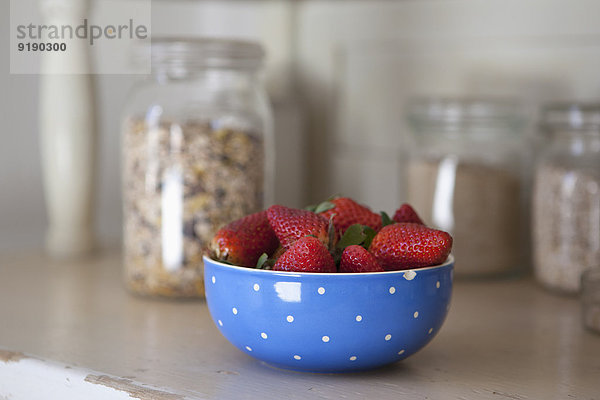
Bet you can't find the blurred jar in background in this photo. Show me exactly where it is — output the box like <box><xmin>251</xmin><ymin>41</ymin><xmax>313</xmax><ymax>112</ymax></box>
<box><xmin>406</xmin><ymin>98</ymin><xmax>526</xmax><ymax>278</ymax></box>
<box><xmin>122</xmin><ymin>38</ymin><xmax>273</xmax><ymax>298</ymax></box>
<box><xmin>533</xmin><ymin>104</ymin><xmax>600</xmax><ymax>294</ymax></box>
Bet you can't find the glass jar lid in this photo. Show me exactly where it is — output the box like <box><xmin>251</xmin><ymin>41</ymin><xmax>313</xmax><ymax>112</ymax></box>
<box><xmin>407</xmin><ymin>97</ymin><xmax>524</xmax><ymax>135</ymax></box>
<box><xmin>542</xmin><ymin>103</ymin><xmax>600</xmax><ymax>131</ymax></box>
<box><xmin>142</xmin><ymin>37</ymin><xmax>265</xmax><ymax>75</ymax></box>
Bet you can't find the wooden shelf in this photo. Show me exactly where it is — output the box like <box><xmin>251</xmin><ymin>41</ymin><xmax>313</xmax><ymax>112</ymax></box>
<box><xmin>1</xmin><ymin>250</ymin><xmax>598</xmax><ymax>399</ymax></box>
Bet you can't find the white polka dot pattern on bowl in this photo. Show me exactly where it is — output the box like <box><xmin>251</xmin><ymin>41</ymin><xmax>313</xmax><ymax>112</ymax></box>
<box><xmin>205</xmin><ymin>256</ymin><xmax>453</xmax><ymax>372</ymax></box>
<box><xmin>403</xmin><ymin>270</ymin><xmax>417</xmax><ymax>280</ymax></box>
<box><xmin>216</xmin><ymin>286</ymin><xmax>443</xmax><ymax>369</ymax></box>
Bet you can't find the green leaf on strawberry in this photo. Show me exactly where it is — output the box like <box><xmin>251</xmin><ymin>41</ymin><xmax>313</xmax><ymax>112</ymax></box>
<box><xmin>362</xmin><ymin>226</ymin><xmax>377</xmax><ymax>250</ymax></box>
<box><xmin>304</xmin><ymin>203</ymin><xmax>317</xmax><ymax>212</ymax></box>
<box><xmin>331</xmin><ymin>224</ymin><xmax>374</xmax><ymax>266</ymax></box>
<box><xmin>380</xmin><ymin>211</ymin><xmax>394</xmax><ymax>227</ymax></box>
<box><xmin>314</xmin><ymin>201</ymin><xmax>335</xmax><ymax>214</ymax></box>
<box><xmin>305</xmin><ymin>200</ymin><xmax>335</xmax><ymax>214</ymax></box>
<box><xmin>336</xmin><ymin>224</ymin><xmax>367</xmax><ymax>250</ymax></box>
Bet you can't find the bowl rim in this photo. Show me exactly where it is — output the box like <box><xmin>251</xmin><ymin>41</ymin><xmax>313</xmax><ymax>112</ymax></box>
<box><xmin>203</xmin><ymin>254</ymin><xmax>454</xmax><ymax>277</ymax></box>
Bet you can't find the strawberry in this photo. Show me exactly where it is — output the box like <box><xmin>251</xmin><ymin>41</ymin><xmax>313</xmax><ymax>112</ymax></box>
<box><xmin>267</xmin><ymin>205</ymin><xmax>329</xmax><ymax>249</ymax></box>
<box><xmin>369</xmin><ymin>223</ymin><xmax>452</xmax><ymax>270</ymax></box>
<box><xmin>339</xmin><ymin>245</ymin><xmax>384</xmax><ymax>273</ymax></box>
<box><xmin>319</xmin><ymin>197</ymin><xmax>382</xmax><ymax>234</ymax></box>
<box><xmin>393</xmin><ymin>203</ymin><xmax>424</xmax><ymax>225</ymax></box>
<box><xmin>273</xmin><ymin>236</ymin><xmax>336</xmax><ymax>273</ymax></box>
<box><xmin>210</xmin><ymin>211</ymin><xmax>279</xmax><ymax>268</ymax></box>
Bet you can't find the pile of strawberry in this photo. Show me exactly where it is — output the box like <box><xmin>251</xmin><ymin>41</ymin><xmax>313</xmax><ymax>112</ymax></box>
<box><xmin>209</xmin><ymin>197</ymin><xmax>453</xmax><ymax>273</ymax></box>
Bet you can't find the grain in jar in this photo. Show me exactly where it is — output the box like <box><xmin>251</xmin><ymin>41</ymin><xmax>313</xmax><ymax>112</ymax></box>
<box><xmin>532</xmin><ymin>104</ymin><xmax>600</xmax><ymax>294</ymax></box>
<box><xmin>406</xmin><ymin>98</ymin><xmax>526</xmax><ymax>278</ymax></box>
<box><xmin>122</xmin><ymin>38</ymin><xmax>273</xmax><ymax>298</ymax></box>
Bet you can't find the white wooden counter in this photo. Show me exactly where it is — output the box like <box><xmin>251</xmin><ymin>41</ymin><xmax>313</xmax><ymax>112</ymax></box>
<box><xmin>1</xmin><ymin>250</ymin><xmax>598</xmax><ymax>399</ymax></box>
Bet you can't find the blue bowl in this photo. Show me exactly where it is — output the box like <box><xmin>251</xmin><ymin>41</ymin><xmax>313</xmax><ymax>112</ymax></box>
<box><xmin>203</xmin><ymin>255</ymin><xmax>453</xmax><ymax>373</ymax></box>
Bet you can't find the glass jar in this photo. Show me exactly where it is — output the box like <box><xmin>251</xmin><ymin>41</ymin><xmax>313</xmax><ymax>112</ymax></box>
<box><xmin>532</xmin><ymin>103</ymin><xmax>600</xmax><ymax>294</ymax></box>
<box><xmin>122</xmin><ymin>38</ymin><xmax>273</xmax><ymax>298</ymax></box>
<box><xmin>405</xmin><ymin>98</ymin><xmax>525</xmax><ymax>278</ymax></box>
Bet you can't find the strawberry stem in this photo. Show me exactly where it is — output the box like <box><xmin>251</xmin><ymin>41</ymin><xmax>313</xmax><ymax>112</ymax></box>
<box><xmin>256</xmin><ymin>253</ymin><xmax>269</xmax><ymax>269</ymax></box>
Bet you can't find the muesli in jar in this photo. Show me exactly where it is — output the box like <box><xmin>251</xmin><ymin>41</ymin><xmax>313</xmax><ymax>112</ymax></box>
<box><xmin>123</xmin><ymin>118</ymin><xmax>265</xmax><ymax>297</ymax></box>
<box><xmin>121</xmin><ymin>38</ymin><xmax>271</xmax><ymax>298</ymax></box>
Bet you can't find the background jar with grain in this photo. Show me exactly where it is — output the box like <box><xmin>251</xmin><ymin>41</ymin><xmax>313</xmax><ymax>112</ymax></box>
<box><xmin>122</xmin><ymin>38</ymin><xmax>273</xmax><ymax>298</ymax></box>
<box><xmin>405</xmin><ymin>98</ymin><xmax>526</xmax><ymax>278</ymax></box>
<box><xmin>532</xmin><ymin>104</ymin><xmax>600</xmax><ymax>294</ymax></box>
